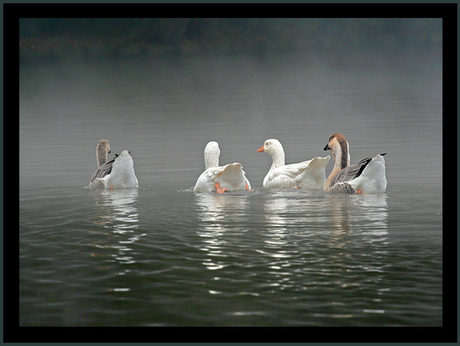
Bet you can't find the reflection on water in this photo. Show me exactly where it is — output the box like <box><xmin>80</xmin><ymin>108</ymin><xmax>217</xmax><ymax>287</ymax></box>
<box><xmin>259</xmin><ymin>190</ymin><xmax>390</xmax><ymax>321</ymax></box>
<box><xmin>326</xmin><ymin>194</ymin><xmax>352</xmax><ymax>237</ymax></box>
<box><xmin>19</xmin><ymin>53</ymin><xmax>442</xmax><ymax>327</ymax></box>
<box><xmin>324</xmin><ymin>194</ymin><xmax>390</xmax><ymax>319</ymax></box>
<box><xmin>195</xmin><ymin>192</ymin><xmax>250</xmax><ymax>271</ymax></box>
<box><xmin>90</xmin><ymin>188</ymin><xmax>144</xmax><ymax>271</ymax></box>
<box><xmin>194</xmin><ymin>188</ymin><xmax>391</xmax><ymax>310</ymax></box>
<box><xmin>263</xmin><ymin>190</ymin><xmax>330</xmax><ymax>228</ymax></box>
<box><xmin>261</xmin><ymin>190</ymin><xmax>329</xmax><ymax>261</ymax></box>
<box><xmin>325</xmin><ymin>193</ymin><xmax>388</xmax><ymax>239</ymax></box>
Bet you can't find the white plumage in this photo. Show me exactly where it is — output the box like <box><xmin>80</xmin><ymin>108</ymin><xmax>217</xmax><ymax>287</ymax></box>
<box><xmin>257</xmin><ymin>139</ymin><xmax>330</xmax><ymax>189</ymax></box>
<box><xmin>194</xmin><ymin>141</ymin><xmax>251</xmax><ymax>193</ymax></box>
<box><xmin>89</xmin><ymin>139</ymin><xmax>138</xmax><ymax>190</ymax></box>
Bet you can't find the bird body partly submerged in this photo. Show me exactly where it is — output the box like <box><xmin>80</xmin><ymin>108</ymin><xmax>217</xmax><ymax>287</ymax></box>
<box><xmin>323</xmin><ymin>133</ymin><xmax>386</xmax><ymax>194</ymax></box>
<box><xmin>194</xmin><ymin>141</ymin><xmax>251</xmax><ymax>193</ymax></box>
<box><xmin>258</xmin><ymin>139</ymin><xmax>330</xmax><ymax>189</ymax></box>
<box><xmin>89</xmin><ymin>140</ymin><xmax>138</xmax><ymax>190</ymax></box>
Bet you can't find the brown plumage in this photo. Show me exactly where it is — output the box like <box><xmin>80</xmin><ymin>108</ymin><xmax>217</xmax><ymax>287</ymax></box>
<box><xmin>96</xmin><ymin>139</ymin><xmax>111</xmax><ymax>168</ymax></box>
<box><xmin>323</xmin><ymin>133</ymin><xmax>386</xmax><ymax>194</ymax></box>
<box><xmin>90</xmin><ymin>139</ymin><xmax>113</xmax><ymax>189</ymax></box>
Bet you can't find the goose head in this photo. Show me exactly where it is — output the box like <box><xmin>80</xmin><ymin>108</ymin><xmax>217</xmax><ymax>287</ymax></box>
<box><xmin>324</xmin><ymin>133</ymin><xmax>350</xmax><ymax>169</ymax></box>
<box><xmin>257</xmin><ymin>139</ymin><xmax>285</xmax><ymax>169</ymax></box>
<box><xmin>204</xmin><ymin>141</ymin><xmax>220</xmax><ymax>169</ymax></box>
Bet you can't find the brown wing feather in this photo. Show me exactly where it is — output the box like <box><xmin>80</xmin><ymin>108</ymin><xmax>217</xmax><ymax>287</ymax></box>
<box><xmin>90</xmin><ymin>157</ymin><xmax>115</xmax><ymax>183</ymax></box>
<box><xmin>328</xmin><ymin>182</ymin><xmax>357</xmax><ymax>194</ymax></box>
<box><xmin>329</xmin><ymin>153</ymin><xmax>387</xmax><ymax>188</ymax></box>
<box><xmin>330</xmin><ymin>157</ymin><xmax>373</xmax><ymax>186</ymax></box>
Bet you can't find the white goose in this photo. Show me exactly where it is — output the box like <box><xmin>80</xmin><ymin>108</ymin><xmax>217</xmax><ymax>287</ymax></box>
<box><xmin>323</xmin><ymin>133</ymin><xmax>387</xmax><ymax>194</ymax></box>
<box><xmin>194</xmin><ymin>141</ymin><xmax>251</xmax><ymax>193</ymax></box>
<box><xmin>257</xmin><ymin>139</ymin><xmax>330</xmax><ymax>189</ymax></box>
<box><xmin>89</xmin><ymin>139</ymin><xmax>138</xmax><ymax>190</ymax></box>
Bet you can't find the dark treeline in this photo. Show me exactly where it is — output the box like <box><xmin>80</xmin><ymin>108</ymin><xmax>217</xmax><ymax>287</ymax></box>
<box><xmin>20</xmin><ymin>18</ymin><xmax>442</xmax><ymax>64</ymax></box>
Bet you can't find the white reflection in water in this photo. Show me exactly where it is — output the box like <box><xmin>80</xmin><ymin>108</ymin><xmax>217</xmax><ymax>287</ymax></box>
<box><xmin>195</xmin><ymin>192</ymin><xmax>250</xmax><ymax>271</ymax></box>
<box><xmin>263</xmin><ymin>193</ymin><xmax>297</xmax><ymax>253</ymax></box>
<box><xmin>260</xmin><ymin>190</ymin><xmax>390</xmax><ymax>309</ymax></box>
<box><xmin>262</xmin><ymin>191</ymin><xmax>330</xmax><ymax>249</ymax></box>
<box><xmin>90</xmin><ymin>188</ymin><xmax>144</xmax><ymax>271</ymax></box>
<box><xmin>325</xmin><ymin>193</ymin><xmax>388</xmax><ymax>243</ymax></box>
<box><xmin>260</xmin><ymin>191</ymin><xmax>329</xmax><ymax>289</ymax></box>
<box><xmin>324</xmin><ymin>193</ymin><xmax>390</xmax><ymax>316</ymax></box>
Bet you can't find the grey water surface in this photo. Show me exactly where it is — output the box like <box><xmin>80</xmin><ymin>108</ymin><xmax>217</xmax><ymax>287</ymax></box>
<box><xmin>20</xmin><ymin>54</ymin><xmax>442</xmax><ymax>327</ymax></box>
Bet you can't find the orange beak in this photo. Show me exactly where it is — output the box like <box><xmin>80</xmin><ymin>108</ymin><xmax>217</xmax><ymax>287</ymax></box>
<box><xmin>257</xmin><ymin>146</ymin><xmax>264</xmax><ymax>152</ymax></box>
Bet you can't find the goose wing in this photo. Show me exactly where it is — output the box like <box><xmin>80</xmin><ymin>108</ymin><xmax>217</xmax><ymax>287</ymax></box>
<box><xmin>267</xmin><ymin>161</ymin><xmax>311</xmax><ymax>182</ymax></box>
<box><xmin>330</xmin><ymin>156</ymin><xmax>373</xmax><ymax>186</ymax></box>
<box><xmin>263</xmin><ymin>161</ymin><xmax>311</xmax><ymax>188</ymax></box>
<box><xmin>194</xmin><ymin>163</ymin><xmax>250</xmax><ymax>192</ymax></box>
<box><xmin>90</xmin><ymin>157</ymin><xmax>115</xmax><ymax>183</ymax></box>
<box><xmin>330</xmin><ymin>153</ymin><xmax>387</xmax><ymax>187</ymax></box>
<box><xmin>213</xmin><ymin>163</ymin><xmax>249</xmax><ymax>189</ymax></box>
<box><xmin>194</xmin><ymin>166</ymin><xmax>225</xmax><ymax>192</ymax></box>
<box><xmin>327</xmin><ymin>182</ymin><xmax>357</xmax><ymax>193</ymax></box>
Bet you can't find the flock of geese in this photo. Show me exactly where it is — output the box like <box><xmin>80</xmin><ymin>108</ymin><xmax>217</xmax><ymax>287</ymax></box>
<box><xmin>89</xmin><ymin>133</ymin><xmax>387</xmax><ymax>195</ymax></box>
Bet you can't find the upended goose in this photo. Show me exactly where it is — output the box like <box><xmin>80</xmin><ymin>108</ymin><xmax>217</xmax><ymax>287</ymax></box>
<box><xmin>194</xmin><ymin>141</ymin><xmax>251</xmax><ymax>193</ymax></box>
<box><xmin>89</xmin><ymin>139</ymin><xmax>138</xmax><ymax>190</ymax></box>
<box><xmin>323</xmin><ymin>133</ymin><xmax>387</xmax><ymax>194</ymax></box>
<box><xmin>257</xmin><ymin>139</ymin><xmax>330</xmax><ymax>189</ymax></box>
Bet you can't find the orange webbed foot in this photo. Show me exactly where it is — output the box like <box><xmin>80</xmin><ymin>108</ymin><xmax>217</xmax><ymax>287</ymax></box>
<box><xmin>215</xmin><ymin>183</ymin><xmax>228</xmax><ymax>194</ymax></box>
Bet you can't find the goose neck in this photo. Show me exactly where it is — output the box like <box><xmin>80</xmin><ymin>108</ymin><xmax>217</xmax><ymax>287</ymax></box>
<box><xmin>205</xmin><ymin>154</ymin><xmax>219</xmax><ymax>170</ymax></box>
<box><xmin>325</xmin><ymin>140</ymin><xmax>350</xmax><ymax>188</ymax></box>
<box><xmin>269</xmin><ymin>149</ymin><xmax>285</xmax><ymax>171</ymax></box>
<box><xmin>97</xmin><ymin>147</ymin><xmax>108</xmax><ymax>168</ymax></box>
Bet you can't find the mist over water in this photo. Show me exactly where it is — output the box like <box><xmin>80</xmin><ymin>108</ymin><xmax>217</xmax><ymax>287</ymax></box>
<box><xmin>20</xmin><ymin>51</ymin><xmax>442</xmax><ymax>330</ymax></box>
<box><xmin>20</xmin><ymin>53</ymin><xmax>441</xmax><ymax>189</ymax></box>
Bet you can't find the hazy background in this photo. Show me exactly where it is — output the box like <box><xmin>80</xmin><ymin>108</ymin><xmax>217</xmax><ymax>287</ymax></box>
<box><xmin>20</xmin><ymin>18</ymin><xmax>442</xmax><ymax>190</ymax></box>
<box><xmin>19</xmin><ymin>17</ymin><xmax>444</xmax><ymax>330</ymax></box>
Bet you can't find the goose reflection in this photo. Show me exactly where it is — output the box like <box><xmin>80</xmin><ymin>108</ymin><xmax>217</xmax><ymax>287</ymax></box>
<box><xmin>321</xmin><ymin>193</ymin><xmax>390</xmax><ymax>317</ymax></box>
<box><xmin>260</xmin><ymin>190</ymin><xmax>390</xmax><ymax>304</ymax></box>
<box><xmin>195</xmin><ymin>192</ymin><xmax>250</xmax><ymax>271</ymax></box>
<box><xmin>90</xmin><ymin>188</ymin><xmax>144</xmax><ymax>271</ymax></box>
<box><xmin>263</xmin><ymin>190</ymin><xmax>330</xmax><ymax>236</ymax></box>
<box><xmin>325</xmin><ymin>194</ymin><xmax>353</xmax><ymax>248</ymax></box>
<box><xmin>345</xmin><ymin>194</ymin><xmax>389</xmax><ymax>268</ymax></box>
<box><xmin>325</xmin><ymin>193</ymin><xmax>388</xmax><ymax>245</ymax></box>
<box><xmin>262</xmin><ymin>191</ymin><xmax>291</xmax><ymax>251</ymax></box>
<box><xmin>261</xmin><ymin>190</ymin><xmax>331</xmax><ymax>283</ymax></box>
<box><xmin>351</xmin><ymin>194</ymin><xmax>388</xmax><ymax>235</ymax></box>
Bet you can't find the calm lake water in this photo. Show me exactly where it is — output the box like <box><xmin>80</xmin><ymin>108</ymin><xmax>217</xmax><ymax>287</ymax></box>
<box><xmin>19</xmin><ymin>53</ymin><xmax>442</xmax><ymax>330</ymax></box>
